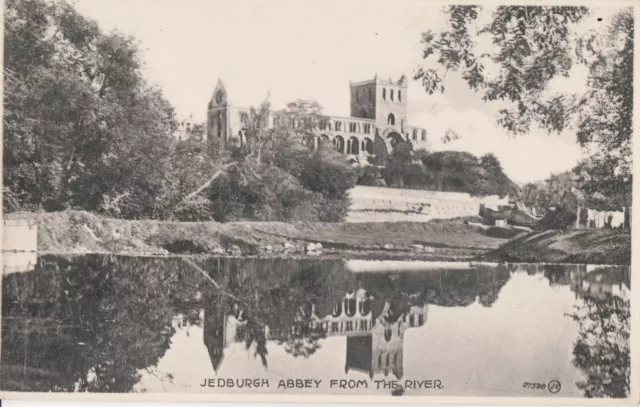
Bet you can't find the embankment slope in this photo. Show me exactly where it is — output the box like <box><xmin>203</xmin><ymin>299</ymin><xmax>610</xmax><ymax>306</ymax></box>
<box><xmin>7</xmin><ymin>211</ymin><xmax>511</xmax><ymax>257</ymax></box>
<box><xmin>484</xmin><ymin>228</ymin><xmax>630</xmax><ymax>265</ymax></box>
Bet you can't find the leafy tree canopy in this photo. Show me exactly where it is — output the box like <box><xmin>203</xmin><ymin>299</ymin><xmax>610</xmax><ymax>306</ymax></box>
<box><xmin>415</xmin><ymin>6</ymin><xmax>633</xmax><ymax>205</ymax></box>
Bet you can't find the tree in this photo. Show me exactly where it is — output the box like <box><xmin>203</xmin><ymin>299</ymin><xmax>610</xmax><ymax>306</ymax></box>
<box><xmin>4</xmin><ymin>0</ymin><xmax>178</xmax><ymax>216</ymax></box>
<box><xmin>419</xmin><ymin>151</ymin><xmax>516</xmax><ymax>196</ymax></box>
<box><xmin>415</xmin><ymin>6</ymin><xmax>633</xmax><ymax>212</ymax></box>
<box><xmin>203</xmin><ymin>99</ymin><xmax>356</xmax><ymax>222</ymax></box>
<box><xmin>382</xmin><ymin>140</ymin><xmax>414</xmax><ymax>188</ymax></box>
<box><xmin>3</xmin><ymin>0</ymin><xmax>356</xmax><ymax>223</ymax></box>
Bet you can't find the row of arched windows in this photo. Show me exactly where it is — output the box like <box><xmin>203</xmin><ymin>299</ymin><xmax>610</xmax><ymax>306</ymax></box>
<box><xmin>325</xmin><ymin>318</ymin><xmax>370</xmax><ymax>334</ymax></box>
<box><xmin>412</xmin><ymin>129</ymin><xmax>428</xmax><ymax>141</ymax></box>
<box><xmin>319</xmin><ymin>119</ymin><xmax>374</xmax><ymax>135</ymax></box>
<box><xmin>377</xmin><ymin>351</ymin><xmax>399</xmax><ymax>368</ymax></box>
<box><xmin>331</xmin><ymin>136</ymin><xmax>374</xmax><ymax>156</ymax></box>
<box><xmin>382</xmin><ymin>88</ymin><xmax>402</xmax><ymax>102</ymax></box>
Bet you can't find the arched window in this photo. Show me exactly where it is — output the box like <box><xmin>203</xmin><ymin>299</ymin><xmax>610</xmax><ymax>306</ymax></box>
<box><xmin>346</xmin><ymin>297</ymin><xmax>357</xmax><ymax>316</ymax></box>
<box><xmin>382</xmin><ymin>88</ymin><xmax>386</xmax><ymax>100</ymax></box>
<box><xmin>348</xmin><ymin>137</ymin><xmax>360</xmax><ymax>155</ymax></box>
<box><xmin>216</xmin><ymin>112</ymin><xmax>223</xmax><ymax>138</ymax></box>
<box><xmin>412</xmin><ymin>129</ymin><xmax>418</xmax><ymax>140</ymax></box>
<box><xmin>215</xmin><ymin>90</ymin><xmax>225</xmax><ymax>105</ymax></box>
<box><xmin>388</xmin><ymin>113</ymin><xmax>395</xmax><ymax>126</ymax></box>
<box><xmin>363</xmin><ymin>138</ymin><xmax>374</xmax><ymax>155</ymax></box>
<box><xmin>422</xmin><ymin>130</ymin><xmax>427</xmax><ymax>141</ymax></box>
<box><xmin>384</xmin><ymin>328</ymin><xmax>392</xmax><ymax>342</ymax></box>
<box><xmin>369</xmin><ymin>88</ymin><xmax>373</xmax><ymax>102</ymax></box>
<box><xmin>398</xmin><ymin>90</ymin><xmax>402</xmax><ymax>102</ymax></box>
<box><xmin>390</xmin><ymin>89</ymin><xmax>394</xmax><ymax>101</ymax></box>
<box><xmin>362</xmin><ymin>297</ymin><xmax>371</xmax><ymax>315</ymax></box>
<box><xmin>334</xmin><ymin>136</ymin><xmax>345</xmax><ymax>154</ymax></box>
<box><xmin>332</xmin><ymin>301</ymin><xmax>343</xmax><ymax>316</ymax></box>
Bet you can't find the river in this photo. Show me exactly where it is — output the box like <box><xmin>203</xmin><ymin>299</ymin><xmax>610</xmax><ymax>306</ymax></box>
<box><xmin>0</xmin><ymin>255</ymin><xmax>630</xmax><ymax>398</ymax></box>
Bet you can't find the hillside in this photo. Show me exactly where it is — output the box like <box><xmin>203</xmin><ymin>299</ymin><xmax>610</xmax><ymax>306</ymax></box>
<box><xmin>8</xmin><ymin>210</ymin><xmax>513</xmax><ymax>260</ymax></box>
<box><xmin>361</xmin><ymin>150</ymin><xmax>520</xmax><ymax>199</ymax></box>
<box><xmin>484</xmin><ymin>228</ymin><xmax>630</xmax><ymax>265</ymax></box>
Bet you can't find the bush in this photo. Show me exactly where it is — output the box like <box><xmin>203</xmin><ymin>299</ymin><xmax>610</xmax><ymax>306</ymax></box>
<box><xmin>299</xmin><ymin>148</ymin><xmax>357</xmax><ymax>199</ymax></box>
<box><xmin>356</xmin><ymin>166</ymin><xmax>381</xmax><ymax>186</ymax></box>
<box><xmin>537</xmin><ymin>207</ymin><xmax>577</xmax><ymax>230</ymax></box>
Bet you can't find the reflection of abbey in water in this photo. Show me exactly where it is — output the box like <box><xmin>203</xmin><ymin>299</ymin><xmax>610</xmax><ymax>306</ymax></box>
<box><xmin>204</xmin><ymin>289</ymin><xmax>427</xmax><ymax>379</ymax></box>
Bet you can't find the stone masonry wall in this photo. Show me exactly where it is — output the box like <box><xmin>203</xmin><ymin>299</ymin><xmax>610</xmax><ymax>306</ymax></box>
<box><xmin>347</xmin><ymin>186</ymin><xmax>482</xmax><ymax>223</ymax></box>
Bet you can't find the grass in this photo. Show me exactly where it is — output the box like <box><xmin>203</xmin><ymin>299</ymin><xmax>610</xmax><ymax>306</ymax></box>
<box><xmin>13</xmin><ymin>210</ymin><xmax>511</xmax><ymax>256</ymax></box>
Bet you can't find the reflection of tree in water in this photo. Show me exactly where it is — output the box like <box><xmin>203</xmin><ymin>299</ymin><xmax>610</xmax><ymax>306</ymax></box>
<box><xmin>355</xmin><ymin>266</ymin><xmax>511</xmax><ymax>309</ymax></box>
<box><xmin>513</xmin><ymin>263</ymin><xmax>631</xmax><ymax>398</ymax></box>
<box><xmin>2</xmin><ymin>256</ymin><xmax>522</xmax><ymax>391</ymax></box>
<box><xmin>199</xmin><ymin>257</ymin><xmax>356</xmax><ymax>368</ymax></box>
<box><xmin>1</xmin><ymin>255</ymin><xmax>204</xmax><ymax>392</ymax></box>
<box><xmin>200</xmin><ymin>261</ymin><xmax>515</xmax><ymax>374</ymax></box>
<box><xmin>567</xmin><ymin>267</ymin><xmax>630</xmax><ymax>398</ymax></box>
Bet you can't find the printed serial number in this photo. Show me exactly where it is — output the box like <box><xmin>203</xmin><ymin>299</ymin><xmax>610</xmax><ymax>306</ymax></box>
<box><xmin>522</xmin><ymin>382</ymin><xmax>546</xmax><ymax>390</ymax></box>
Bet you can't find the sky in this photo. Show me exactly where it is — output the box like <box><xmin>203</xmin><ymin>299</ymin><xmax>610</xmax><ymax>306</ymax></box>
<box><xmin>71</xmin><ymin>0</ymin><xmax>621</xmax><ymax>184</ymax></box>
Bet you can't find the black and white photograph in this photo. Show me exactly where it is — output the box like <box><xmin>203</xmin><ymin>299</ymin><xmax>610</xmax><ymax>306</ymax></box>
<box><xmin>1</xmin><ymin>0</ymin><xmax>636</xmax><ymax>403</ymax></box>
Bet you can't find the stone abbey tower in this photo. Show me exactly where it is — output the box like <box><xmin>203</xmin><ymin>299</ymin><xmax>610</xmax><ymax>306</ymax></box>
<box><xmin>207</xmin><ymin>75</ymin><xmax>429</xmax><ymax>166</ymax></box>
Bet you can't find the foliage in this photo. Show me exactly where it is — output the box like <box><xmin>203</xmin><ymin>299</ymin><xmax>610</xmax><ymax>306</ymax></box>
<box><xmin>536</xmin><ymin>207</ymin><xmax>577</xmax><ymax>230</ymax></box>
<box><xmin>568</xmin><ymin>294</ymin><xmax>630</xmax><ymax>398</ymax></box>
<box><xmin>1</xmin><ymin>255</ymin><xmax>205</xmax><ymax>392</ymax></box>
<box><xmin>520</xmin><ymin>154</ymin><xmax>629</xmax><ymax>222</ymax></box>
<box><xmin>8</xmin><ymin>256</ymin><xmax>627</xmax><ymax>392</ymax></box>
<box><xmin>377</xmin><ymin>145</ymin><xmax>517</xmax><ymax>197</ymax></box>
<box><xmin>4</xmin><ymin>0</ymin><xmax>177</xmax><ymax>217</ymax></box>
<box><xmin>415</xmin><ymin>5</ymin><xmax>633</xmax><ymax>210</ymax></box>
<box><xmin>3</xmin><ymin>0</ymin><xmax>356</xmax><ymax>223</ymax></box>
<box><xmin>198</xmin><ymin>96</ymin><xmax>356</xmax><ymax>222</ymax></box>
<box><xmin>381</xmin><ymin>141</ymin><xmax>414</xmax><ymax>188</ymax></box>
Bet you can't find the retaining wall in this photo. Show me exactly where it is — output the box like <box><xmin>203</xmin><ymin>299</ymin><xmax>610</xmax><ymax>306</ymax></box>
<box><xmin>347</xmin><ymin>186</ymin><xmax>482</xmax><ymax>223</ymax></box>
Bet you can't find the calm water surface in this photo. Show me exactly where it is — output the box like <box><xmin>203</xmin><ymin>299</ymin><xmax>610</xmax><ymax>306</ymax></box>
<box><xmin>0</xmin><ymin>255</ymin><xmax>630</xmax><ymax>398</ymax></box>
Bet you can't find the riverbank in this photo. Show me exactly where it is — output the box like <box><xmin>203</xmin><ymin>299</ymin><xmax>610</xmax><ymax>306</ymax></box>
<box><xmin>6</xmin><ymin>211</ymin><xmax>629</xmax><ymax>265</ymax></box>
<box><xmin>483</xmin><ymin>228</ymin><xmax>631</xmax><ymax>266</ymax></box>
<box><xmin>6</xmin><ymin>210</ymin><xmax>516</xmax><ymax>260</ymax></box>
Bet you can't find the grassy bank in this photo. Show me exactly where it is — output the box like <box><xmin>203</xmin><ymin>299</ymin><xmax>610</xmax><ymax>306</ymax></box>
<box><xmin>7</xmin><ymin>211</ymin><xmax>514</xmax><ymax>260</ymax></box>
<box><xmin>484</xmin><ymin>228</ymin><xmax>631</xmax><ymax>266</ymax></box>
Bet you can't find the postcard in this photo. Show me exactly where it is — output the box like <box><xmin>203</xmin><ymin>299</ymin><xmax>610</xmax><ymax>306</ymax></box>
<box><xmin>1</xmin><ymin>0</ymin><xmax>637</xmax><ymax>404</ymax></box>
